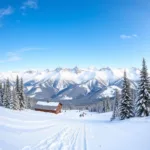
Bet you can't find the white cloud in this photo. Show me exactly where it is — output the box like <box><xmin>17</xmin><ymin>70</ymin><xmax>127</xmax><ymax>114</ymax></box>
<box><xmin>0</xmin><ymin>6</ymin><xmax>13</xmax><ymax>27</ymax></box>
<box><xmin>132</xmin><ymin>34</ymin><xmax>138</xmax><ymax>38</ymax></box>
<box><xmin>0</xmin><ymin>6</ymin><xmax>14</xmax><ymax>18</ymax></box>
<box><xmin>0</xmin><ymin>52</ymin><xmax>21</xmax><ymax>63</ymax></box>
<box><xmin>120</xmin><ymin>34</ymin><xmax>138</xmax><ymax>40</ymax></box>
<box><xmin>7</xmin><ymin>54</ymin><xmax>22</xmax><ymax>62</ymax></box>
<box><xmin>0</xmin><ymin>47</ymin><xmax>45</xmax><ymax>63</ymax></box>
<box><xmin>21</xmin><ymin>0</ymin><xmax>38</xmax><ymax>10</ymax></box>
<box><xmin>120</xmin><ymin>35</ymin><xmax>131</xmax><ymax>39</ymax></box>
<box><xmin>18</xmin><ymin>47</ymin><xmax>45</xmax><ymax>53</ymax></box>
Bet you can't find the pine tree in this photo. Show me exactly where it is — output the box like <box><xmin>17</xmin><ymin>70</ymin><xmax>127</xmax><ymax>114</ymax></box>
<box><xmin>3</xmin><ymin>82</ymin><xmax>9</xmax><ymax>108</ymax></box>
<box><xmin>12</xmin><ymin>87</ymin><xmax>20</xmax><ymax>110</ymax></box>
<box><xmin>136</xmin><ymin>58</ymin><xmax>149</xmax><ymax>117</ymax></box>
<box><xmin>102</xmin><ymin>100</ymin><xmax>105</xmax><ymax>113</ymax></box>
<box><xmin>26</xmin><ymin>97</ymin><xmax>32</xmax><ymax>109</ymax></box>
<box><xmin>6</xmin><ymin>79</ymin><xmax>13</xmax><ymax>109</ymax></box>
<box><xmin>0</xmin><ymin>83</ymin><xmax>3</xmax><ymax>105</ymax></box>
<box><xmin>15</xmin><ymin>76</ymin><xmax>20</xmax><ymax>110</ymax></box>
<box><xmin>111</xmin><ymin>90</ymin><xmax>120</xmax><ymax>121</ymax></box>
<box><xmin>3</xmin><ymin>79</ymin><xmax>11</xmax><ymax>108</ymax></box>
<box><xmin>105</xmin><ymin>97</ymin><xmax>111</xmax><ymax>112</ymax></box>
<box><xmin>119</xmin><ymin>71</ymin><xmax>134</xmax><ymax>120</ymax></box>
<box><xmin>148</xmin><ymin>84</ymin><xmax>150</xmax><ymax>107</ymax></box>
<box><xmin>9</xmin><ymin>91</ymin><xmax>14</xmax><ymax>109</ymax></box>
<box><xmin>20</xmin><ymin>78</ymin><xmax>25</xmax><ymax>109</ymax></box>
<box><xmin>16</xmin><ymin>76</ymin><xmax>20</xmax><ymax>93</ymax></box>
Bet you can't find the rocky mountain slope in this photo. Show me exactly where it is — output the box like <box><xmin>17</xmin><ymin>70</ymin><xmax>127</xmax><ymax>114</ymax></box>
<box><xmin>0</xmin><ymin>67</ymin><xmax>142</xmax><ymax>104</ymax></box>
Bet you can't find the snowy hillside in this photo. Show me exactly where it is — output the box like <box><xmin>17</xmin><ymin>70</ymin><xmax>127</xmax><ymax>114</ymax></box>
<box><xmin>0</xmin><ymin>107</ymin><xmax>150</xmax><ymax>150</ymax></box>
<box><xmin>0</xmin><ymin>67</ymin><xmax>141</xmax><ymax>102</ymax></box>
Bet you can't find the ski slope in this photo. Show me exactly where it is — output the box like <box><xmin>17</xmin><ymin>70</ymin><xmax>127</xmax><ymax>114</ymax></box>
<box><xmin>0</xmin><ymin>107</ymin><xmax>150</xmax><ymax>150</ymax></box>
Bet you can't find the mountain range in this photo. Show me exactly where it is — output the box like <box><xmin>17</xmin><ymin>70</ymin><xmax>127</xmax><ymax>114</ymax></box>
<box><xmin>0</xmin><ymin>67</ymin><xmax>143</xmax><ymax>105</ymax></box>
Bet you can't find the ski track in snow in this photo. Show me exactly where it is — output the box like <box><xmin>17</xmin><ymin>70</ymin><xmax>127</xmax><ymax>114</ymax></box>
<box><xmin>83</xmin><ymin>124</ymin><xmax>87</xmax><ymax>150</ymax></box>
<box><xmin>31</xmin><ymin>124</ymin><xmax>89</xmax><ymax>150</ymax></box>
<box><xmin>31</xmin><ymin>126</ymin><xmax>81</xmax><ymax>150</ymax></box>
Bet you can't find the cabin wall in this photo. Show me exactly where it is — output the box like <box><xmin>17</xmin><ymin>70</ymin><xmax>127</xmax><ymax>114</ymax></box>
<box><xmin>35</xmin><ymin>108</ymin><xmax>56</xmax><ymax>114</ymax></box>
<box><xmin>56</xmin><ymin>104</ymin><xmax>62</xmax><ymax>114</ymax></box>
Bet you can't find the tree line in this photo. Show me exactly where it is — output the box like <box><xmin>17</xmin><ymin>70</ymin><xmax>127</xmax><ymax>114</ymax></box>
<box><xmin>88</xmin><ymin>58</ymin><xmax>150</xmax><ymax>120</ymax></box>
<box><xmin>88</xmin><ymin>97</ymin><xmax>113</xmax><ymax>113</ymax></box>
<box><xmin>0</xmin><ymin>76</ymin><xmax>32</xmax><ymax>110</ymax></box>
<box><xmin>111</xmin><ymin>58</ymin><xmax>150</xmax><ymax>120</ymax></box>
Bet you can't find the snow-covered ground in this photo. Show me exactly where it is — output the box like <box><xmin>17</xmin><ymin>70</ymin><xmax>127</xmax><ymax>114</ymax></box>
<box><xmin>0</xmin><ymin>107</ymin><xmax>150</xmax><ymax>150</ymax></box>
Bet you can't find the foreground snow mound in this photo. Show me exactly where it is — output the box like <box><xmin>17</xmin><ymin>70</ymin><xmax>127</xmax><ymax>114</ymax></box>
<box><xmin>0</xmin><ymin>107</ymin><xmax>150</xmax><ymax>150</ymax></box>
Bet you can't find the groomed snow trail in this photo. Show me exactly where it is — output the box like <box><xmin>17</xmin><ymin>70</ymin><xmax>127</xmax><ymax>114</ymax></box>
<box><xmin>1</xmin><ymin>108</ymin><xmax>150</xmax><ymax>150</ymax></box>
<box><xmin>32</xmin><ymin>126</ymin><xmax>81</xmax><ymax>150</ymax></box>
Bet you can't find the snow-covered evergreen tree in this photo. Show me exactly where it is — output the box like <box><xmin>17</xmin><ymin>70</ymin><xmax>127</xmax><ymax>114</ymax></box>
<box><xmin>19</xmin><ymin>78</ymin><xmax>25</xmax><ymax>109</ymax></box>
<box><xmin>6</xmin><ymin>79</ymin><xmax>13</xmax><ymax>109</ymax></box>
<box><xmin>111</xmin><ymin>90</ymin><xmax>120</xmax><ymax>121</ymax></box>
<box><xmin>105</xmin><ymin>97</ymin><xmax>111</xmax><ymax>112</ymax></box>
<box><xmin>15</xmin><ymin>76</ymin><xmax>20</xmax><ymax>110</ymax></box>
<box><xmin>9</xmin><ymin>91</ymin><xmax>14</xmax><ymax>109</ymax></box>
<box><xmin>0</xmin><ymin>83</ymin><xmax>3</xmax><ymax>105</ymax></box>
<box><xmin>12</xmin><ymin>87</ymin><xmax>20</xmax><ymax>110</ymax></box>
<box><xmin>102</xmin><ymin>100</ymin><xmax>106</xmax><ymax>113</ymax></box>
<box><xmin>119</xmin><ymin>71</ymin><xmax>134</xmax><ymax>120</ymax></box>
<box><xmin>88</xmin><ymin>101</ymin><xmax>106</xmax><ymax>113</ymax></box>
<box><xmin>26</xmin><ymin>97</ymin><xmax>32</xmax><ymax>109</ymax></box>
<box><xmin>136</xmin><ymin>58</ymin><xmax>149</xmax><ymax>117</ymax></box>
<box><xmin>2</xmin><ymin>79</ymin><xmax>11</xmax><ymax>108</ymax></box>
<box><xmin>16</xmin><ymin>76</ymin><xmax>20</xmax><ymax>92</ymax></box>
<box><xmin>3</xmin><ymin>82</ymin><xmax>9</xmax><ymax>108</ymax></box>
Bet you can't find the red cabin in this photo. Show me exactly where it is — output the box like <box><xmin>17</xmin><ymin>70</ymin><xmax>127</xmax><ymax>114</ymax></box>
<box><xmin>35</xmin><ymin>101</ymin><xmax>62</xmax><ymax>114</ymax></box>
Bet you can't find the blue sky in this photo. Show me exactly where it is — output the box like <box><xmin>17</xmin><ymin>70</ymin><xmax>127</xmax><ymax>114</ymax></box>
<box><xmin>0</xmin><ymin>0</ymin><xmax>150</xmax><ymax>71</ymax></box>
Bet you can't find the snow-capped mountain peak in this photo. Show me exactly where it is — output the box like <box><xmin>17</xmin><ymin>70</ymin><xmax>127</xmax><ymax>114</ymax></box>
<box><xmin>0</xmin><ymin>67</ymin><xmax>143</xmax><ymax>103</ymax></box>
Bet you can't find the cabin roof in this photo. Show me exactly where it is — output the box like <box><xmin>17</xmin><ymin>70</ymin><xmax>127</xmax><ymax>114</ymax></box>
<box><xmin>36</xmin><ymin>101</ymin><xmax>59</xmax><ymax>107</ymax></box>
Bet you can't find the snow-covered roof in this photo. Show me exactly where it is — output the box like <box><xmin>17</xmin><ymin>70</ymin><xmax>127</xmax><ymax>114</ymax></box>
<box><xmin>36</xmin><ymin>101</ymin><xmax>59</xmax><ymax>107</ymax></box>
